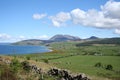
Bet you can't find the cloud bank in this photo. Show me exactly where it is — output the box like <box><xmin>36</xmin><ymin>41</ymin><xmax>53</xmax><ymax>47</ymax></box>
<box><xmin>33</xmin><ymin>0</ymin><xmax>120</xmax><ymax>34</ymax></box>
<box><xmin>34</xmin><ymin>0</ymin><xmax>120</xmax><ymax>35</ymax></box>
<box><xmin>70</xmin><ymin>0</ymin><xmax>120</xmax><ymax>30</ymax></box>
<box><xmin>0</xmin><ymin>33</ymin><xmax>11</xmax><ymax>40</ymax></box>
<box><xmin>0</xmin><ymin>33</ymin><xmax>49</xmax><ymax>42</ymax></box>
<box><xmin>57</xmin><ymin>0</ymin><xmax>120</xmax><ymax>34</ymax></box>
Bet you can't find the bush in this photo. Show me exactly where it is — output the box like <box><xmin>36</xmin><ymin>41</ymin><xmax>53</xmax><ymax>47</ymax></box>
<box><xmin>95</xmin><ymin>62</ymin><xmax>113</xmax><ymax>71</ymax></box>
<box><xmin>105</xmin><ymin>64</ymin><xmax>113</xmax><ymax>70</ymax></box>
<box><xmin>26</xmin><ymin>56</ymin><xmax>31</xmax><ymax>60</ymax></box>
<box><xmin>10</xmin><ymin>58</ymin><xmax>22</xmax><ymax>74</ymax></box>
<box><xmin>36</xmin><ymin>59</ymin><xmax>38</xmax><ymax>62</ymax></box>
<box><xmin>95</xmin><ymin>62</ymin><xmax>102</xmax><ymax>68</ymax></box>
<box><xmin>43</xmin><ymin>59</ymin><xmax>49</xmax><ymax>64</ymax></box>
<box><xmin>21</xmin><ymin>61</ymin><xmax>31</xmax><ymax>73</ymax></box>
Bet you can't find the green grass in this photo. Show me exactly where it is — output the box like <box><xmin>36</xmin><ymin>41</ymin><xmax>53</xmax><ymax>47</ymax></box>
<box><xmin>49</xmin><ymin>55</ymin><xmax>120</xmax><ymax>79</ymax></box>
<box><xmin>49</xmin><ymin>42</ymin><xmax>120</xmax><ymax>56</ymax></box>
<box><xmin>17</xmin><ymin>41</ymin><xmax>120</xmax><ymax>79</ymax></box>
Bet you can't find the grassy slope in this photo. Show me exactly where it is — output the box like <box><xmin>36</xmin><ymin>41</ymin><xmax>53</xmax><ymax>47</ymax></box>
<box><xmin>16</xmin><ymin>41</ymin><xmax>120</xmax><ymax>80</ymax></box>
<box><xmin>49</xmin><ymin>56</ymin><xmax>120</xmax><ymax>78</ymax></box>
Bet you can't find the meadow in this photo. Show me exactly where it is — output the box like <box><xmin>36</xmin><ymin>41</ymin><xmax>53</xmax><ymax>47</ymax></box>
<box><xmin>49</xmin><ymin>55</ymin><xmax>120</xmax><ymax>79</ymax></box>
<box><xmin>20</xmin><ymin>41</ymin><xmax>120</xmax><ymax>80</ymax></box>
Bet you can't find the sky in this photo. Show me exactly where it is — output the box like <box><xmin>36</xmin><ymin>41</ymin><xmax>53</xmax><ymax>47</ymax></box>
<box><xmin>0</xmin><ymin>0</ymin><xmax>120</xmax><ymax>42</ymax></box>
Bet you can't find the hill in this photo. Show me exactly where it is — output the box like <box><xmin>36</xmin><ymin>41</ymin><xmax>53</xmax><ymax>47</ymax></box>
<box><xmin>13</xmin><ymin>34</ymin><xmax>81</xmax><ymax>45</ymax></box>
<box><xmin>76</xmin><ymin>37</ymin><xmax>120</xmax><ymax>46</ymax></box>
<box><xmin>50</xmin><ymin>34</ymin><xmax>81</xmax><ymax>41</ymax></box>
<box><xmin>87</xmin><ymin>36</ymin><xmax>99</xmax><ymax>40</ymax></box>
<box><xmin>13</xmin><ymin>39</ymin><xmax>45</xmax><ymax>45</ymax></box>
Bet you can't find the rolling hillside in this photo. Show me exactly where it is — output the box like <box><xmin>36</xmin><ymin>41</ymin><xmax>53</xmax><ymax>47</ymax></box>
<box><xmin>76</xmin><ymin>37</ymin><xmax>120</xmax><ymax>46</ymax></box>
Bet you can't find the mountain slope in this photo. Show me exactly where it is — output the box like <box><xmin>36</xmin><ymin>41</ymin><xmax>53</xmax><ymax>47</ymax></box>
<box><xmin>13</xmin><ymin>34</ymin><xmax>81</xmax><ymax>45</ymax></box>
<box><xmin>87</xmin><ymin>36</ymin><xmax>99</xmax><ymax>40</ymax></box>
<box><xmin>50</xmin><ymin>34</ymin><xmax>81</xmax><ymax>41</ymax></box>
<box><xmin>13</xmin><ymin>39</ymin><xmax>45</xmax><ymax>45</ymax></box>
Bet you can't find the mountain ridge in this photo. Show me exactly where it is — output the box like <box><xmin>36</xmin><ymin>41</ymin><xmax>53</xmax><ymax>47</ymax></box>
<box><xmin>12</xmin><ymin>34</ymin><xmax>120</xmax><ymax>45</ymax></box>
<box><xmin>50</xmin><ymin>34</ymin><xmax>81</xmax><ymax>41</ymax></box>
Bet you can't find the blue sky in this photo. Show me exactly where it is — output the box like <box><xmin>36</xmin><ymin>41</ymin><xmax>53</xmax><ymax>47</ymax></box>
<box><xmin>0</xmin><ymin>0</ymin><xmax>120</xmax><ymax>42</ymax></box>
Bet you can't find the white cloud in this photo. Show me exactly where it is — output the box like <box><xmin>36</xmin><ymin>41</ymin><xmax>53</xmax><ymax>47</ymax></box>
<box><xmin>70</xmin><ymin>0</ymin><xmax>120</xmax><ymax>34</ymax></box>
<box><xmin>0</xmin><ymin>33</ymin><xmax>11</xmax><ymax>40</ymax></box>
<box><xmin>33</xmin><ymin>13</ymin><xmax>47</xmax><ymax>20</ymax></box>
<box><xmin>0</xmin><ymin>33</ymin><xmax>49</xmax><ymax>42</ymax></box>
<box><xmin>50</xmin><ymin>12</ymin><xmax>71</xmax><ymax>27</ymax></box>
<box><xmin>70</xmin><ymin>1</ymin><xmax>120</xmax><ymax>29</ymax></box>
<box><xmin>70</xmin><ymin>8</ymin><xmax>86</xmax><ymax>24</ymax></box>
<box><xmin>101</xmin><ymin>0</ymin><xmax>120</xmax><ymax>19</ymax></box>
<box><xmin>115</xmin><ymin>28</ymin><xmax>120</xmax><ymax>35</ymax></box>
<box><xmin>0</xmin><ymin>34</ymin><xmax>27</xmax><ymax>42</ymax></box>
<box><xmin>18</xmin><ymin>35</ymin><xmax>26</xmax><ymax>40</ymax></box>
<box><xmin>32</xmin><ymin>0</ymin><xmax>120</xmax><ymax>35</ymax></box>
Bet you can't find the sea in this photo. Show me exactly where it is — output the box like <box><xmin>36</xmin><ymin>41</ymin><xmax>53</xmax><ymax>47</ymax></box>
<box><xmin>0</xmin><ymin>43</ymin><xmax>50</xmax><ymax>55</ymax></box>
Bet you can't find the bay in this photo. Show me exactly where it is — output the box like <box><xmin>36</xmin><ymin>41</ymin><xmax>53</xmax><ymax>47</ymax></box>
<box><xmin>0</xmin><ymin>43</ymin><xmax>50</xmax><ymax>55</ymax></box>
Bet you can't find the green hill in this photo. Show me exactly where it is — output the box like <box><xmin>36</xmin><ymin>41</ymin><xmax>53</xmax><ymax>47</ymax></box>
<box><xmin>76</xmin><ymin>38</ymin><xmax>120</xmax><ymax>46</ymax></box>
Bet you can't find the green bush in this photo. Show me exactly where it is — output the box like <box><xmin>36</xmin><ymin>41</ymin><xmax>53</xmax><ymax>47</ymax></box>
<box><xmin>43</xmin><ymin>59</ymin><xmax>49</xmax><ymax>64</ymax></box>
<box><xmin>105</xmin><ymin>64</ymin><xmax>113</xmax><ymax>70</ymax></box>
<box><xmin>95</xmin><ymin>62</ymin><xmax>102</xmax><ymax>68</ymax></box>
<box><xmin>10</xmin><ymin>58</ymin><xmax>22</xmax><ymax>74</ymax></box>
<box><xmin>26</xmin><ymin>56</ymin><xmax>31</xmax><ymax>60</ymax></box>
<box><xmin>21</xmin><ymin>61</ymin><xmax>31</xmax><ymax>73</ymax></box>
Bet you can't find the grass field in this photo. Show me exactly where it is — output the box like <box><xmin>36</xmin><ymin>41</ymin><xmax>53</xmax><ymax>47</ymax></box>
<box><xmin>16</xmin><ymin>41</ymin><xmax>120</xmax><ymax>80</ymax></box>
<box><xmin>49</xmin><ymin>55</ymin><xmax>120</xmax><ymax>79</ymax></box>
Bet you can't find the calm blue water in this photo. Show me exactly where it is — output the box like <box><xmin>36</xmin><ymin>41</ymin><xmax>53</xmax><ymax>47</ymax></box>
<box><xmin>0</xmin><ymin>43</ymin><xmax>50</xmax><ymax>55</ymax></box>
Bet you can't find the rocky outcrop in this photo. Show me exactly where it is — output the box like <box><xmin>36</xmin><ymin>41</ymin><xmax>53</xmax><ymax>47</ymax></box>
<box><xmin>0</xmin><ymin>56</ymin><xmax>90</xmax><ymax>80</ymax></box>
<box><xmin>48</xmin><ymin>68</ymin><xmax>90</xmax><ymax>80</ymax></box>
<box><xmin>21</xmin><ymin>62</ymin><xmax>90</xmax><ymax>80</ymax></box>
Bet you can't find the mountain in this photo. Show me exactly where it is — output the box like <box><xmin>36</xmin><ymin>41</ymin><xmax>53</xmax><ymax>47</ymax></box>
<box><xmin>13</xmin><ymin>34</ymin><xmax>81</xmax><ymax>45</ymax></box>
<box><xmin>87</xmin><ymin>36</ymin><xmax>99</xmax><ymax>40</ymax></box>
<box><xmin>50</xmin><ymin>34</ymin><xmax>81</xmax><ymax>41</ymax></box>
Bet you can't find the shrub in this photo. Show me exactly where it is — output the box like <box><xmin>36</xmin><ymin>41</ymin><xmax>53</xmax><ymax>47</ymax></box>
<box><xmin>36</xmin><ymin>59</ymin><xmax>38</xmax><ymax>62</ymax></box>
<box><xmin>43</xmin><ymin>59</ymin><xmax>49</xmax><ymax>64</ymax></box>
<box><xmin>95</xmin><ymin>62</ymin><xmax>102</xmax><ymax>68</ymax></box>
<box><xmin>10</xmin><ymin>58</ymin><xmax>22</xmax><ymax>74</ymax></box>
<box><xmin>26</xmin><ymin>56</ymin><xmax>31</xmax><ymax>60</ymax></box>
<box><xmin>105</xmin><ymin>64</ymin><xmax>113</xmax><ymax>70</ymax></box>
<box><xmin>21</xmin><ymin>61</ymin><xmax>31</xmax><ymax>73</ymax></box>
